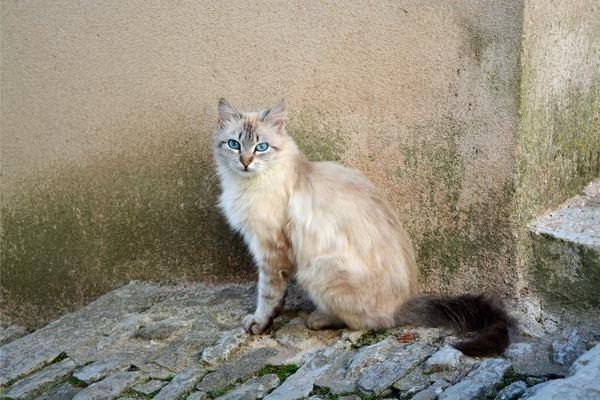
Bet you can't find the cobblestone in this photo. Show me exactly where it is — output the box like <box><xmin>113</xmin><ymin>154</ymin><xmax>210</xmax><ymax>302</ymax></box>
<box><xmin>3</xmin><ymin>359</ymin><xmax>77</xmax><ymax>399</ymax></box>
<box><xmin>1</xmin><ymin>282</ymin><xmax>599</xmax><ymax>400</ymax></box>
<box><xmin>73</xmin><ymin>371</ymin><xmax>145</xmax><ymax>400</ymax></box>
<box><xmin>154</xmin><ymin>367</ymin><xmax>206</xmax><ymax>400</ymax></box>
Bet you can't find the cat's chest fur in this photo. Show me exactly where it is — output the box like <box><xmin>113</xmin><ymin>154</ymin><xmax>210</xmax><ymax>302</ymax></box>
<box><xmin>219</xmin><ymin>176</ymin><xmax>290</xmax><ymax>260</ymax></box>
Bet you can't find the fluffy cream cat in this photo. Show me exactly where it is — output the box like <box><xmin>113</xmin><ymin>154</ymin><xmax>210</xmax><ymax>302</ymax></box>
<box><xmin>213</xmin><ymin>99</ymin><xmax>511</xmax><ymax>356</ymax></box>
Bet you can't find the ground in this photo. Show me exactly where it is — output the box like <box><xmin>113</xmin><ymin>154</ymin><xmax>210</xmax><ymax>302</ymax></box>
<box><xmin>1</xmin><ymin>281</ymin><xmax>599</xmax><ymax>400</ymax></box>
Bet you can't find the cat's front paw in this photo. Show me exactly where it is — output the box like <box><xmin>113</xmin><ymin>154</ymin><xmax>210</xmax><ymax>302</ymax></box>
<box><xmin>242</xmin><ymin>314</ymin><xmax>271</xmax><ymax>335</ymax></box>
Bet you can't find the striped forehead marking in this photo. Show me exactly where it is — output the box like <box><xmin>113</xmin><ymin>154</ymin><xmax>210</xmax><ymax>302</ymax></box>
<box><xmin>241</xmin><ymin>118</ymin><xmax>257</xmax><ymax>142</ymax></box>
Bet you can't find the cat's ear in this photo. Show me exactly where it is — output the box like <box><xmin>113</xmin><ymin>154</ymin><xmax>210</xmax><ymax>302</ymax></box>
<box><xmin>263</xmin><ymin>99</ymin><xmax>286</xmax><ymax>131</ymax></box>
<box><xmin>218</xmin><ymin>98</ymin><xmax>240</xmax><ymax>128</ymax></box>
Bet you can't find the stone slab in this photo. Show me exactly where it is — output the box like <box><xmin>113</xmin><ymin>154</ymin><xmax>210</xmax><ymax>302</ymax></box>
<box><xmin>154</xmin><ymin>367</ymin><xmax>206</xmax><ymax>400</ymax></box>
<box><xmin>4</xmin><ymin>359</ymin><xmax>77</xmax><ymax>399</ymax></box>
<box><xmin>72</xmin><ymin>371</ymin><xmax>145</xmax><ymax>400</ymax></box>
<box><xmin>438</xmin><ymin>359</ymin><xmax>512</xmax><ymax>400</ymax></box>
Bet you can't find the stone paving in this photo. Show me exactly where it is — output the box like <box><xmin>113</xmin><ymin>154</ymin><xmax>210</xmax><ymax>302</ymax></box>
<box><xmin>1</xmin><ymin>281</ymin><xmax>599</xmax><ymax>400</ymax></box>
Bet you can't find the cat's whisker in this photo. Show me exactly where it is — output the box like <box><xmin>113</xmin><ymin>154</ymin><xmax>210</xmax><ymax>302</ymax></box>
<box><xmin>203</xmin><ymin>172</ymin><xmax>220</xmax><ymax>194</ymax></box>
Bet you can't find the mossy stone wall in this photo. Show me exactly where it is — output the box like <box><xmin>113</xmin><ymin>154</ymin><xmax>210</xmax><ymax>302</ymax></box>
<box><xmin>514</xmin><ymin>0</ymin><xmax>600</xmax><ymax>304</ymax></box>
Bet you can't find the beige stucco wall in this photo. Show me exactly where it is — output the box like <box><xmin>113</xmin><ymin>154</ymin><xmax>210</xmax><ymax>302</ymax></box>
<box><xmin>1</xmin><ymin>1</ymin><xmax>524</xmax><ymax>328</ymax></box>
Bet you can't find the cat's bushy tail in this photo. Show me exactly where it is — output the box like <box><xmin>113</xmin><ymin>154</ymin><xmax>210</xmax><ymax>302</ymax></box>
<box><xmin>397</xmin><ymin>294</ymin><xmax>513</xmax><ymax>357</ymax></box>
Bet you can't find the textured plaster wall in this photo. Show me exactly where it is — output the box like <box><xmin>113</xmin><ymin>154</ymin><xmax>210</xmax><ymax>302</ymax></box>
<box><xmin>515</xmin><ymin>0</ymin><xmax>600</xmax><ymax>305</ymax></box>
<box><xmin>1</xmin><ymin>1</ymin><xmax>524</xmax><ymax>328</ymax></box>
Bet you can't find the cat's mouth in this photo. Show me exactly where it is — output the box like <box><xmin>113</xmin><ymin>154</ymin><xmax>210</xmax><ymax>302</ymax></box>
<box><xmin>237</xmin><ymin>166</ymin><xmax>255</xmax><ymax>174</ymax></box>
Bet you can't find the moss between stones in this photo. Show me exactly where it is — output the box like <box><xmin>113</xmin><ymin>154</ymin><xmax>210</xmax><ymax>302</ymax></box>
<box><xmin>354</xmin><ymin>330</ymin><xmax>391</xmax><ymax>348</ymax></box>
<box><xmin>256</xmin><ymin>364</ymin><xmax>299</xmax><ymax>382</ymax></box>
<box><xmin>52</xmin><ymin>352</ymin><xmax>68</xmax><ymax>363</ymax></box>
<box><xmin>310</xmin><ymin>386</ymin><xmax>339</xmax><ymax>399</ymax></box>
<box><xmin>307</xmin><ymin>386</ymin><xmax>388</xmax><ymax>400</ymax></box>
<box><xmin>204</xmin><ymin>363</ymin><xmax>299</xmax><ymax>399</ymax></box>
<box><xmin>66</xmin><ymin>375</ymin><xmax>88</xmax><ymax>388</ymax></box>
<box><xmin>207</xmin><ymin>380</ymin><xmax>240</xmax><ymax>398</ymax></box>
<box><xmin>0</xmin><ymin>352</ymin><xmax>70</xmax><ymax>390</ymax></box>
<box><xmin>121</xmin><ymin>388</ymin><xmax>152</xmax><ymax>399</ymax></box>
<box><xmin>485</xmin><ymin>367</ymin><xmax>530</xmax><ymax>400</ymax></box>
<box><xmin>356</xmin><ymin>395</ymin><xmax>381</xmax><ymax>400</ymax></box>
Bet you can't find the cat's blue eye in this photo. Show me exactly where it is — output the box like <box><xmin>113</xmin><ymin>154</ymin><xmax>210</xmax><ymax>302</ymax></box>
<box><xmin>227</xmin><ymin>139</ymin><xmax>240</xmax><ymax>150</ymax></box>
<box><xmin>255</xmin><ymin>142</ymin><xmax>269</xmax><ymax>152</ymax></box>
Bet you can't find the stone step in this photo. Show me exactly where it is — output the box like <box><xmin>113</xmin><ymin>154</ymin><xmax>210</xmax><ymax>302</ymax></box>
<box><xmin>529</xmin><ymin>179</ymin><xmax>600</xmax><ymax>308</ymax></box>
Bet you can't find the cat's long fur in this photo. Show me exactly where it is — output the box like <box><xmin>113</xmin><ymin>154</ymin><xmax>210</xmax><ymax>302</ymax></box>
<box><xmin>213</xmin><ymin>99</ymin><xmax>512</xmax><ymax>356</ymax></box>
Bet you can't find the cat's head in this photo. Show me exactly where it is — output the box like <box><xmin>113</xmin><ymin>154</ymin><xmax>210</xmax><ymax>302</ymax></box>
<box><xmin>213</xmin><ymin>98</ymin><xmax>295</xmax><ymax>177</ymax></box>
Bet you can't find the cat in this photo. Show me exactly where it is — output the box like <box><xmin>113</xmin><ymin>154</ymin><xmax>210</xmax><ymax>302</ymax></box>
<box><xmin>212</xmin><ymin>98</ymin><xmax>512</xmax><ymax>356</ymax></box>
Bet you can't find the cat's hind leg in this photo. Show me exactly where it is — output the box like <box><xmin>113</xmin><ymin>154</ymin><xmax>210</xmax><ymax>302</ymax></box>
<box><xmin>299</xmin><ymin>256</ymin><xmax>396</xmax><ymax>331</ymax></box>
<box><xmin>307</xmin><ymin>310</ymin><xmax>346</xmax><ymax>330</ymax></box>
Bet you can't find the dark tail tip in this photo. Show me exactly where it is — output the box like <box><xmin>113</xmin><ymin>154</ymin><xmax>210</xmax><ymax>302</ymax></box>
<box><xmin>453</xmin><ymin>319</ymin><xmax>511</xmax><ymax>357</ymax></box>
<box><xmin>398</xmin><ymin>294</ymin><xmax>513</xmax><ymax>357</ymax></box>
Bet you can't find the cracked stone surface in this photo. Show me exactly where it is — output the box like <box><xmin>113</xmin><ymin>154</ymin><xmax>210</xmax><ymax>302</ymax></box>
<box><xmin>196</xmin><ymin>348</ymin><xmax>277</xmax><ymax>394</ymax></box>
<box><xmin>132</xmin><ymin>379</ymin><xmax>168</xmax><ymax>396</ymax></box>
<box><xmin>37</xmin><ymin>382</ymin><xmax>83</xmax><ymax>400</ymax></box>
<box><xmin>550</xmin><ymin>329</ymin><xmax>587</xmax><ymax>366</ymax></box>
<box><xmin>3</xmin><ymin>358</ymin><xmax>77</xmax><ymax>399</ymax></box>
<box><xmin>73</xmin><ymin>371</ymin><xmax>145</xmax><ymax>400</ymax></box>
<box><xmin>521</xmin><ymin>344</ymin><xmax>600</xmax><ymax>400</ymax></box>
<box><xmin>154</xmin><ymin>367</ymin><xmax>206</xmax><ymax>400</ymax></box>
<box><xmin>200</xmin><ymin>328</ymin><xmax>247</xmax><ymax>367</ymax></box>
<box><xmin>528</xmin><ymin>179</ymin><xmax>600</xmax><ymax>308</ymax></box>
<box><xmin>357</xmin><ymin>343</ymin><xmax>436</xmax><ymax>395</ymax></box>
<box><xmin>496</xmin><ymin>381</ymin><xmax>527</xmax><ymax>400</ymax></box>
<box><xmin>313</xmin><ymin>348</ymin><xmax>356</xmax><ymax>394</ymax></box>
<box><xmin>411</xmin><ymin>379</ymin><xmax>450</xmax><ymax>400</ymax></box>
<box><xmin>530</xmin><ymin>179</ymin><xmax>600</xmax><ymax>249</ymax></box>
<box><xmin>216</xmin><ymin>374</ymin><xmax>280</xmax><ymax>400</ymax></box>
<box><xmin>73</xmin><ymin>356</ymin><xmax>132</xmax><ymax>384</ymax></box>
<box><xmin>438</xmin><ymin>358</ymin><xmax>512</xmax><ymax>400</ymax></box>
<box><xmin>1</xmin><ymin>281</ymin><xmax>600</xmax><ymax>399</ymax></box>
<box><xmin>263</xmin><ymin>351</ymin><xmax>329</xmax><ymax>400</ymax></box>
<box><xmin>423</xmin><ymin>346</ymin><xmax>466</xmax><ymax>372</ymax></box>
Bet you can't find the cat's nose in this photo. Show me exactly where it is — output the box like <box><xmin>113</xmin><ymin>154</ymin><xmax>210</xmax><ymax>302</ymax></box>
<box><xmin>240</xmin><ymin>154</ymin><xmax>254</xmax><ymax>169</ymax></box>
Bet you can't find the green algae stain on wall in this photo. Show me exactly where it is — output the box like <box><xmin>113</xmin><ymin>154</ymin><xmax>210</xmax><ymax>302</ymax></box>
<box><xmin>0</xmin><ymin>140</ymin><xmax>254</xmax><ymax>329</ymax></box>
<box><xmin>396</xmin><ymin>115</ymin><xmax>466</xmax><ymax>216</ymax></box>
<box><xmin>530</xmin><ymin>235</ymin><xmax>600</xmax><ymax>308</ymax></box>
<box><xmin>420</xmin><ymin>184</ymin><xmax>515</xmax><ymax>280</ymax></box>
<box><xmin>516</xmin><ymin>80</ymin><xmax>600</xmax><ymax>226</ymax></box>
<box><xmin>287</xmin><ymin>113</ymin><xmax>345</xmax><ymax>162</ymax></box>
<box><xmin>463</xmin><ymin>21</ymin><xmax>492</xmax><ymax>64</ymax></box>
<box><xmin>395</xmin><ymin>114</ymin><xmax>517</xmax><ymax>295</ymax></box>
